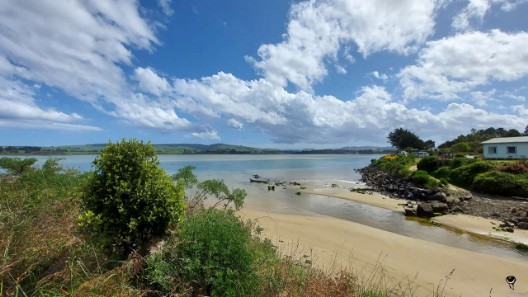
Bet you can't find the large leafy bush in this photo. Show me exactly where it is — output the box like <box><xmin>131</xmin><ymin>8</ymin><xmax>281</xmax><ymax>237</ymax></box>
<box><xmin>146</xmin><ymin>209</ymin><xmax>267</xmax><ymax>296</ymax></box>
<box><xmin>473</xmin><ymin>171</ymin><xmax>528</xmax><ymax>197</ymax></box>
<box><xmin>79</xmin><ymin>139</ymin><xmax>185</xmax><ymax>256</ymax></box>
<box><xmin>448</xmin><ymin>161</ymin><xmax>494</xmax><ymax>187</ymax></box>
<box><xmin>410</xmin><ymin>170</ymin><xmax>440</xmax><ymax>188</ymax></box>
<box><xmin>417</xmin><ymin>156</ymin><xmax>441</xmax><ymax>173</ymax></box>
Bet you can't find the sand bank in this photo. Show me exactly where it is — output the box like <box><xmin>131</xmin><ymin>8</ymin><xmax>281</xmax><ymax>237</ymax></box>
<box><xmin>435</xmin><ymin>214</ymin><xmax>528</xmax><ymax>246</ymax></box>
<box><xmin>303</xmin><ymin>187</ymin><xmax>528</xmax><ymax>246</ymax></box>
<box><xmin>240</xmin><ymin>207</ymin><xmax>528</xmax><ymax>297</ymax></box>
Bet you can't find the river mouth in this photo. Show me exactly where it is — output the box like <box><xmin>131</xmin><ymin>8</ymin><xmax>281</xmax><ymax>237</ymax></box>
<box><xmin>242</xmin><ymin>179</ymin><xmax>528</xmax><ymax>261</ymax></box>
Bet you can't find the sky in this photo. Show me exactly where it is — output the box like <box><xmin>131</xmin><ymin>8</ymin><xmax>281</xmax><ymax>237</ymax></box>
<box><xmin>1</xmin><ymin>0</ymin><xmax>528</xmax><ymax>149</ymax></box>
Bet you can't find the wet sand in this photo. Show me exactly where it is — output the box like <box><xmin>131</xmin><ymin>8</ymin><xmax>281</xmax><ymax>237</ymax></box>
<box><xmin>239</xmin><ymin>188</ymin><xmax>528</xmax><ymax>297</ymax></box>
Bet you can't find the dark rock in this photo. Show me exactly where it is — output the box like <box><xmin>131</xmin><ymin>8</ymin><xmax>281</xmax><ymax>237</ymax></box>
<box><xmin>504</xmin><ymin>227</ymin><xmax>515</xmax><ymax>233</ymax></box>
<box><xmin>417</xmin><ymin>203</ymin><xmax>434</xmax><ymax>218</ymax></box>
<box><xmin>500</xmin><ymin>221</ymin><xmax>513</xmax><ymax>228</ymax></box>
<box><xmin>404</xmin><ymin>207</ymin><xmax>416</xmax><ymax>216</ymax></box>
<box><xmin>432</xmin><ymin>202</ymin><xmax>449</xmax><ymax>214</ymax></box>
<box><xmin>445</xmin><ymin>196</ymin><xmax>461</xmax><ymax>204</ymax></box>
<box><xmin>450</xmin><ymin>206</ymin><xmax>463</xmax><ymax>213</ymax></box>
<box><xmin>433</xmin><ymin>192</ymin><xmax>447</xmax><ymax>202</ymax></box>
<box><xmin>458</xmin><ymin>193</ymin><xmax>473</xmax><ymax>201</ymax></box>
<box><xmin>517</xmin><ymin>222</ymin><xmax>528</xmax><ymax>230</ymax></box>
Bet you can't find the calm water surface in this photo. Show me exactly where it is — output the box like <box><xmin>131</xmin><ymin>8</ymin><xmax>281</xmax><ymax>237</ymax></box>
<box><xmin>17</xmin><ymin>154</ymin><xmax>528</xmax><ymax>260</ymax></box>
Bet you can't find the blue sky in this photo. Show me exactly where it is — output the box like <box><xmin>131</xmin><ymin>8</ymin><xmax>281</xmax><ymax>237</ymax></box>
<box><xmin>1</xmin><ymin>0</ymin><xmax>528</xmax><ymax>148</ymax></box>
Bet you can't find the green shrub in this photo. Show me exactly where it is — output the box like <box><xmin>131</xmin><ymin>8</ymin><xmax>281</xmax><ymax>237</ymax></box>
<box><xmin>0</xmin><ymin>157</ymin><xmax>37</xmax><ymax>175</ymax></box>
<box><xmin>172</xmin><ymin>165</ymin><xmax>247</xmax><ymax>212</ymax></box>
<box><xmin>410</xmin><ymin>170</ymin><xmax>440</xmax><ymax>188</ymax></box>
<box><xmin>374</xmin><ymin>155</ymin><xmax>415</xmax><ymax>177</ymax></box>
<box><xmin>473</xmin><ymin>171</ymin><xmax>528</xmax><ymax>197</ymax></box>
<box><xmin>79</xmin><ymin>139</ymin><xmax>185</xmax><ymax>257</ymax></box>
<box><xmin>449</xmin><ymin>158</ymin><xmax>466</xmax><ymax>169</ymax></box>
<box><xmin>417</xmin><ymin>156</ymin><xmax>440</xmax><ymax>173</ymax></box>
<box><xmin>433</xmin><ymin>166</ymin><xmax>451</xmax><ymax>179</ymax></box>
<box><xmin>146</xmin><ymin>209</ymin><xmax>270</xmax><ymax>296</ymax></box>
<box><xmin>448</xmin><ymin>161</ymin><xmax>494</xmax><ymax>187</ymax></box>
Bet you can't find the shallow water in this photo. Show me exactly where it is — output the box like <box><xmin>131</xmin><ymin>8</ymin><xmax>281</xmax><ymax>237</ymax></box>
<box><xmin>10</xmin><ymin>154</ymin><xmax>528</xmax><ymax>260</ymax></box>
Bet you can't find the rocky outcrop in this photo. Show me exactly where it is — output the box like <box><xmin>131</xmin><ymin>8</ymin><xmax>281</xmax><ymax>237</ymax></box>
<box><xmin>358</xmin><ymin>164</ymin><xmax>461</xmax><ymax>218</ymax></box>
<box><xmin>358</xmin><ymin>162</ymin><xmax>528</xmax><ymax>230</ymax></box>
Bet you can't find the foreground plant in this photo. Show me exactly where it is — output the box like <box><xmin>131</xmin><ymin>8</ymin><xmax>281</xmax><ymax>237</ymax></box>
<box><xmin>78</xmin><ymin>139</ymin><xmax>186</xmax><ymax>257</ymax></box>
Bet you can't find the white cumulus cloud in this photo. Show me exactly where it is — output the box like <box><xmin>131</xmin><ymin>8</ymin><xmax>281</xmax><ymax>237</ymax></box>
<box><xmin>399</xmin><ymin>30</ymin><xmax>528</xmax><ymax>101</ymax></box>
<box><xmin>247</xmin><ymin>0</ymin><xmax>440</xmax><ymax>91</ymax></box>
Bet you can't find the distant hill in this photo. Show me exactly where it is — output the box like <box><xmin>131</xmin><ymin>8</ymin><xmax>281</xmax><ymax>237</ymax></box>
<box><xmin>294</xmin><ymin>146</ymin><xmax>396</xmax><ymax>154</ymax></box>
<box><xmin>0</xmin><ymin>143</ymin><xmax>395</xmax><ymax>155</ymax></box>
<box><xmin>0</xmin><ymin>143</ymin><xmax>280</xmax><ymax>155</ymax></box>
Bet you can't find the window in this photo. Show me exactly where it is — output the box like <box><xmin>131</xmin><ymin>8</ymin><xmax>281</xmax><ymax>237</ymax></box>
<box><xmin>507</xmin><ymin>146</ymin><xmax>517</xmax><ymax>154</ymax></box>
<box><xmin>488</xmin><ymin>146</ymin><xmax>497</xmax><ymax>154</ymax></box>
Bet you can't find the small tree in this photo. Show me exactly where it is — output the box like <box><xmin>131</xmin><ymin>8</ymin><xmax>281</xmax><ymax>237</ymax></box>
<box><xmin>0</xmin><ymin>157</ymin><xmax>37</xmax><ymax>175</ymax></box>
<box><xmin>172</xmin><ymin>165</ymin><xmax>246</xmax><ymax>213</ymax></box>
<box><xmin>79</xmin><ymin>139</ymin><xmax>185</xmax><ymax>257</ymax></box>
<box><xmin>450</xmin><ymin>142</ymin><xmax>471</xmax><ymax>153</ymax></box>
<box><xmin>387</xmin><ymin>128</ymin><xmax>425</xmax><ymax>150</ymax></box>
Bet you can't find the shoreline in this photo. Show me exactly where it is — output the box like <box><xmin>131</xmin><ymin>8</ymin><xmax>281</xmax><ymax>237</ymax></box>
<box><xmin>301</xmin><ymin>186</ymin><xmax>528</xmax><ymax>246</ymax></box>
<box><xmin>239</xmin><ymin>185</ymin><xmax>528</xmax><ymax>296</ymax></box>
<box><xmin>239</xmin><ymin>206</ymin><xmax>528</xmax><ymax>297</ymax></box>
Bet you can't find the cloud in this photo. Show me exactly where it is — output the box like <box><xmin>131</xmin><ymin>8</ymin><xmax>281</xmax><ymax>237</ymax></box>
<box><xmin>109</xmin><ymin>93</ymin><xmax>190</xmax><ymax>130</ymax></box>
<box><xmin>133</xmin><ymin>67</ymin><xmax>171</xmax><ymax>96</ymax></box>
<box><xmin>158</xmin><ymin>0</ymin><xmax>174</xmax><ymax>16</ymax></box>
<box><xmin>493</xmin><ymin>0</ymin><xmax>528</xmax><ymax>11</ymax></box>
<box><xmin>399</xmin><ymin>30</ymin><xmax>528</xmax><ymax>100</ymax></box>
<box><xmin>0</xmin><ymin>1</ymin><xmax>191</xmax><ymax>132</ymax></box>
<box><xmin>0</xmin><ymin>77</ymin><xmax>101</xmax><ymax>131</ymax></box>
<box><xmin>452</xmin><ymin>0</ymin><xmax>490</xmax><ymax>31</ymax></box>
<box><xmin>166</xmin><ymin>66</ymin><xmax>525</xmax><ymax>144</ymax></box>
<box><xmin>191</xmin><ymin>130</ymin><xmax>220</xmax><ymax>141</ymax></box>
<box><xmin>227</xmin><ymin>118</ymin><xmax>244</xmax><ymax>130</ymax></box>
<box><xmin>1</xmin><ymin>0</ymin><xmax>526</xmax><ymax>145</ymax></box>
<box><xmin>370</xmin><ymin>71</ymin><xmax>388</xmax><ymax>81</ymax></box>
<box><xmin>247</xmin><ymin>0</ymin><xmax>440</xmax><ymax>91</ymax></box>
<box><xmin>335</xmin><ymin>65</ymin><xmax>347</xmax><ymax>74</ymax></box>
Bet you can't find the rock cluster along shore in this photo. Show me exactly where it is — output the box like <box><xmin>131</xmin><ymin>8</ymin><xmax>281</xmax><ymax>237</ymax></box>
<box><xmin>357</xmin><ymin>164</ymin><xmax>528</xmax><ymax>231</ymax></box>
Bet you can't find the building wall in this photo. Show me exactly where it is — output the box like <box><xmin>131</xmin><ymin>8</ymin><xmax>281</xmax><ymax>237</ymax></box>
<box><xmin>483</xmin><ymin>142</ymin><xmax>528</xmax><ymax>159</ymax></box>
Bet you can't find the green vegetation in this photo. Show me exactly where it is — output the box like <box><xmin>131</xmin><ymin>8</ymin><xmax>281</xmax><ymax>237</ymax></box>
<box><xmin>438</xmin><ymin>127</ymin><xmax>523</xmax><ymax>152</ymax></box>
<box><xmin>387</xmin><ymin>128</ymin><xmax>434</xmax><ymax>151</ymax></box>
<box><xmin>1</xmin><ymin>143</ymin><xmax>418</xmax><ymax>296</ymax></box>
<box><xmin>410</xmin><ymin>170</ymin><xmax>440</xmax><ymax>188</ymax></box>
<box><xmin>473</xmin><ymin>171</ymin><xmax>528</xmax><ymax>197</ymax></box>
<box><xmin>0</xmin><ymin>157</ymin><xmax>90</xmax><ymax>295</ymax></box>
<box><xmin>0</xmin><ymin>157</ymin><xmax>38</xmax><ymax>175</ymax></box>
<box><xmin>146</xmin><ymin>209</ymin><xmax>265</xmax><ymax>296</ymax></box>
<box><xmin>79</xmin><ymin>139</ymin><xmax>186</xmax><ymax>257</ymax></box>
<box><xmin>416</xmin><ymin>157</ymin><xmax>528</xmax><ymax>197</ymax></box>
<box><xmin>372</xmin><ymin>154</ymin><xmax>416</xmax><ymax>177</ymax></box>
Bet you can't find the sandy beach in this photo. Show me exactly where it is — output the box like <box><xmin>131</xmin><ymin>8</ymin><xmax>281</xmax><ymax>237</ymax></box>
<box><xmin>240</xmin><ymin>189</ymin><xmax>528</xmax><ymax>297</ymax></box>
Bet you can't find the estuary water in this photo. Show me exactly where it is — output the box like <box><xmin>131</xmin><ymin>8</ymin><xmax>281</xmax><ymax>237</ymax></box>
<box><xmin>17</xmin><ymin>154</ymin><xmax>528</xmax><ymax>260</ymax></box>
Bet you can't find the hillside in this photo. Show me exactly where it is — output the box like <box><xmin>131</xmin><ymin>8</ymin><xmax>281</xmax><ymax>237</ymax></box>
<box><xmin>0</xmin><ymin>144</ymin><xmax>395</xmax><ymax>155</ymax></box>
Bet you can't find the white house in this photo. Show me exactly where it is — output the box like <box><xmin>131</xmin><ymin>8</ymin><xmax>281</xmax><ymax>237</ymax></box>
<box><xmin>481</xmin><ymin>136</ymin><xmax>528</xmax><ymax>159</ymax></box>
